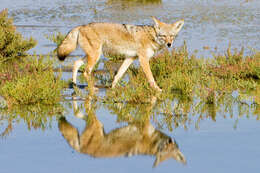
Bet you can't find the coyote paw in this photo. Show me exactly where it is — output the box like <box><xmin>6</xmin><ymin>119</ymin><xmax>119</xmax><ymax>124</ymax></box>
<box><xmin>89</xmin><ymin>86</ymin><xmax>99</xmax><ymax>93</ymax></box>
<box><xmin>155</xmin><ymin>86</ymin><xmax>162</xmax><ymax>92</ymax></box>
<box><xmin>149</xmin><ymin>81</ymin><xmax>162</xmax><ymax>92</ymax></box>
<box><xmin>93</xmin><ymin>86</ymin><xmax>99</xmax><ymax>92</ymax></box>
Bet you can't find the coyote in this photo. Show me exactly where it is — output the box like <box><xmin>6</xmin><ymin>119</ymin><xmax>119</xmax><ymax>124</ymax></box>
<box><xmin>57</xmin><ymin>17</ymin><xmax>184</xmax><ymax>92</ymax></box>
<box><xmin>58</xmin><ymin>98</ymin><xmax>186</xmax><ymax>167</ymax></box>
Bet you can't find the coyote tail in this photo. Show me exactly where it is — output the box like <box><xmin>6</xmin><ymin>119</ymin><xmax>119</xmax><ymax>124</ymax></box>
<box><xmin>57</xmin><ymin>27</ymin><xmax>80</xmax><ymax>61</ymax></box>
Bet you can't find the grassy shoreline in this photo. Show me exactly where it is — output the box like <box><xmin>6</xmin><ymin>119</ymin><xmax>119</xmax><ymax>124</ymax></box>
<box><xmin>0</xmin><ymin>9</ymin><xmax>259</xmax><ymax>136</ymax></box>
<box><xmin>0</xmin><ymin>9</ymin><xmax>259</xmax><ymax>114</ymax></box>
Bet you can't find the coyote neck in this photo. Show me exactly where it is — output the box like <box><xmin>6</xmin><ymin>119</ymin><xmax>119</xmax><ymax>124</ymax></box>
<box><xmin>142</xmin><ymin>25</ymin><xmax>162</xmax><ymax>50</ymax></box>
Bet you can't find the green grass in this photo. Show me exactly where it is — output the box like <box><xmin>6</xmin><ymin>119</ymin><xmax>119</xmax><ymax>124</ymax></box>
<box><xmin>103</xmin><ymin>42</ymin><xmax>259</xmax><ymax>102</ymax></box>
<box><xmin>0</xmin><ymin>9</ymin><xmax>65</xmax><ymax>108</ymax></box>
<box><xmin>0</xmin><ymin>9</ymin><xmax>36</xmax><ymax>63</ymax></box>
<box><xmin>0</xmin><ymin>55</ymin><xmax>65</xmax><ymax>107</ymax></box>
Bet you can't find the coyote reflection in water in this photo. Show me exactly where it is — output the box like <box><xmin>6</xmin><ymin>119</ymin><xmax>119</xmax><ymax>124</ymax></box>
<box><xmin>58</xmin><ymin>97</ymin><xmax>186</xmax><ymax>167</ymax></box>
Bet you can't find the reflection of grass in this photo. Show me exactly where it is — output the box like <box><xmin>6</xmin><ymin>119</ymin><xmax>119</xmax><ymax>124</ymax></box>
<box><xmin>0</xmin><ymin>104</ymin><xmax>64</xmax><ymax>138</ymax></box>
<box><xmin>105</xmin><ymin>87</ymin><xmax>259</xmax><ymax>131</ymax></box>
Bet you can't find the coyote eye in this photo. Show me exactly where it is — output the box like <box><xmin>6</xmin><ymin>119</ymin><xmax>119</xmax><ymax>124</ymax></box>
<box><xmin>158</xmin><ymin>34</ymin><xmax>166</xmax><ymax>38</ymax></box>
<box><xmin>170</xmin><ymin>35</ymin><xmax>175</xmax><ymax>39</ymax></box>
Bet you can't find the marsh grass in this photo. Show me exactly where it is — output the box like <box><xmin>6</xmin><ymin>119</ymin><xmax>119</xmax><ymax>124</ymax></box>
<box><xmin>0</xmin><ymin>9</ymin><xmax>65</xmax><ymax>108</ymax></box>
<box><xmin>0</xmin><ymin>9</ymin><xmax>36</xmax><ymax>63</ymax></box>
<box><xmin>104</xmin><ymin>42</ymin><xmax>259</xmax><ymax>102</ymax></box>
<box><xmin>0</xmin><ymin>55</ymin><xmax>65</xmax><ymax>107</ymax></box>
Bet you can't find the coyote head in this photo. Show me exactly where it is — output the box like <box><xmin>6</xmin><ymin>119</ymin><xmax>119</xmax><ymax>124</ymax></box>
<box><xmin>152</xmin><ymin>16</ymin><xmax>184</xmax><ymax>48</ymax></box>
<box><xmin>153</xmin><ymin>137</ymin><xmax>186</xmax><ymax>167</ymax></box>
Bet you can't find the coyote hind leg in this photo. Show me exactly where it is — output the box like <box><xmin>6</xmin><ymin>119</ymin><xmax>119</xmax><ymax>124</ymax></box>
<box><xmin>111</xmin><ymin>57</ymin><xmax>135</xmax><ymax>88</ymax></box>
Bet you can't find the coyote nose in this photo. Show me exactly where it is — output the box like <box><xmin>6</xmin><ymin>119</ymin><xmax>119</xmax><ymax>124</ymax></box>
<box><xmin>167</xmin><ymin>43</ymin><xmax>172</xmax><ymax>47</ymax></box>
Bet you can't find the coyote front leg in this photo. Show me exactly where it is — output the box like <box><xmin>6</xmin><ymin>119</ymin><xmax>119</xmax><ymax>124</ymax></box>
<box><xmin>83</xmin><ymin>51</ymin><xmax>101</xmax><ymax>91</ymax></box>
<box><xmin>139</xmin><ymin>55</ymin><xmax>162</xmax><ymax>92</ymax></box>
<box><xmin>73</xmin><ymin>58</ymin><xmax>85</xmax><ymax>84</ymax></box>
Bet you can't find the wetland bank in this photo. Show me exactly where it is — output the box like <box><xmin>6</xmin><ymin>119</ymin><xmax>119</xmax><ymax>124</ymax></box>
<box><xmin>1</xmin><ymin>0</ymin><xmax>260</xmax><ymax>173</ymax></box>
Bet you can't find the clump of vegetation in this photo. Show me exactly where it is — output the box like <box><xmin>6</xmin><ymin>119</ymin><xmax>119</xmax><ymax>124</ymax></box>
<box><xmin>0</xmin><ymin>9</ymin><xmax>36</xmax><ymax>63</ymax></box>
<box><xmin>207</xmin><ymin>46</ymin><xmax>260</xmax><ymax>91</ymax></box>
<box><xmin>0</xmin><ymin>9</ymin><xmax>65</xmax><ymax>107</ymax></box>
<box><xmin>0</xmin><ymin>56</ymin><xmax>65</xmax><ymax>106</ymax></box>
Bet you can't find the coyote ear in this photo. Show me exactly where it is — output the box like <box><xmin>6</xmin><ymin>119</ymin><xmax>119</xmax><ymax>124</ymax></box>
<box><xmin>151</xmin><ymin>16</ymin><xmax>162</xmax><ymax>28</ymax></box>
<box><xmin>153</xmin><ymin>154</ymin><xmax>161</xmax><ymax>168</ymax></box>
<box><xmin>172</xmin><ymin>19</ymin><xmax>184</xmax><ymax>33</ymax></box>
<box><xmin>172</xmin><ymin>149</ymin><xmax>187</xmax><ymax>165</ymax></box>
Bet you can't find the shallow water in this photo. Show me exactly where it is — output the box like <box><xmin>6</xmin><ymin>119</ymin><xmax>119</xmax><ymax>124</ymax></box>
<box><xmin>1</xmin><ymin>98</ymin><xmax>260</xmax><ymax>173</ymax></box>
<box><xmin>3</xmin><ymin>0</ymin><xmax>260</xmax><ymax>56</ymax></box>
<box><xmin>1</xmin><ymin>0</ymin><xmax>260</xmax><ymax>173</ymax></box>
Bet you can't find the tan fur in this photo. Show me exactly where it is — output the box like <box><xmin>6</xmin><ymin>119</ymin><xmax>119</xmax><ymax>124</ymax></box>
<box><xmin>58</xmin><ymin>98</ymin><xmax>186</xmax><ymax>167</ymax></box>
<box><xmin>57</xmin><ymin>17</ymin><xmax>184</xmax><ymax>92</ymax></box>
